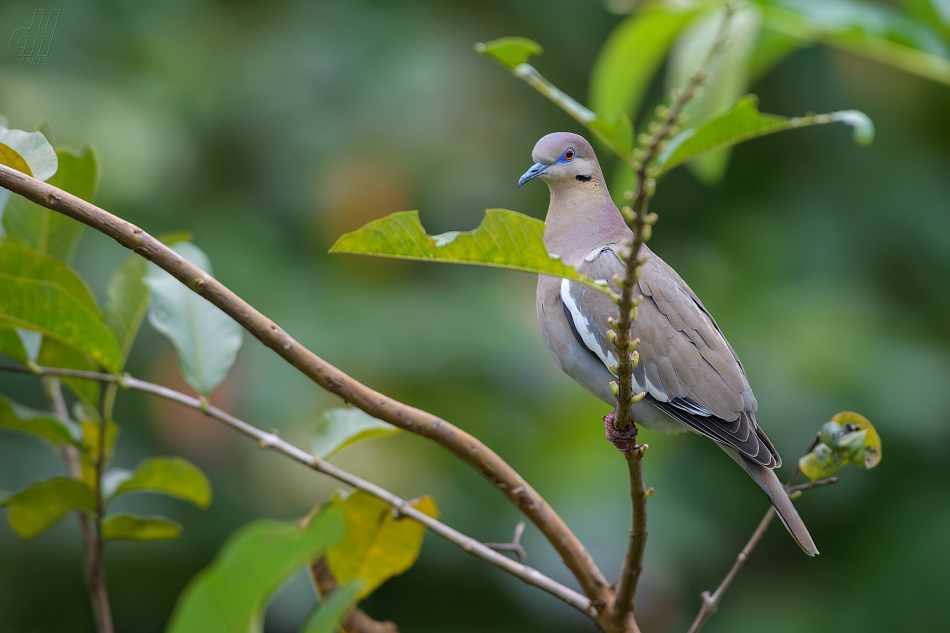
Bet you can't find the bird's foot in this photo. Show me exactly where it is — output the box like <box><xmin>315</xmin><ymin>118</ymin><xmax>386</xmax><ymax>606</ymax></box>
<box><xmin>604</xmin><ymin>409</ymin><xmax>638</xmax><ymax>452</ymax></box>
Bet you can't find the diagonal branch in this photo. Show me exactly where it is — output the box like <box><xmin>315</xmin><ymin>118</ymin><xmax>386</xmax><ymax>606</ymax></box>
<box><xmin>0</xmin><ymin>363</ymin><xmax>594</xmax><ymax>616</ymax></box>
<box><xmin>0</xmin><ymin>163</ymin><xmax>612</xmax><ymax>616</ymax></box>
<box><xmin>686</xmin><ymin>436</ymin><xmax>831</xmax><ymax>633</ymax></box>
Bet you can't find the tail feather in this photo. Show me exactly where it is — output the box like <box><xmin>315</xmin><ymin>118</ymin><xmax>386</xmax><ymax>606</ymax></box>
<box><xmin>743</xmin><ymin>457</ymin><xmax>818</xmax><ymax>556</ymax></box>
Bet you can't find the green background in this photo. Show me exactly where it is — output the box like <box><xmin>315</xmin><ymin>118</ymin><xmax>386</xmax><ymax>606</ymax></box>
<box><xmin>1</xmin><ymin>0</ymin><xmax>948</xmax><ymax>631</ymax></box>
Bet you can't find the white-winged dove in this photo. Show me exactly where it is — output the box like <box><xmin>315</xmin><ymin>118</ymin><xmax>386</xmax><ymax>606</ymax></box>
<box><xmin>521</xmin><ymin>132</ymin><xmax>818</xmax><ymax>556</ymax></box>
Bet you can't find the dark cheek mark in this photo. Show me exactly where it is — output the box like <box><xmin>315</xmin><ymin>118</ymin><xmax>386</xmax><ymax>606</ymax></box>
<box><xmin>576</xmin><ymin>175</ymin><xmax>592</xmax><ymax>182</ymax></box>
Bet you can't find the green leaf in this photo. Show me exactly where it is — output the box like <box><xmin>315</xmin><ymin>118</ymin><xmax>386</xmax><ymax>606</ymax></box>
<box><xmin>327</xmin><ymin>491</ymin><xmax>438</xmax><ymax>599</ymax></box>
<box><xmin>474</xmin><ymin>37</ymin><xmax>543</xmax><ymax>69</ymax></box>
<box><xmin>312</xmin><ymin>408</ymin><xmax>400</xmax><ymax>459</ymax></box>
<box><xmin>300</xmin><ymin>581</ymin><xmax>363</xmax><ymax>633</ymax></box>
<box><xmin>37</xmin><ymin>337</ymin><xmax>101</xmax><ymax>408</ymax></box>
<box><xmin>0</xmin><ymin>126</ymin><xmax>58</xmax><ymax>181</ymax></box>
<box><xmin>749</xmin><ymin>25</ymin><xmax>807</xmax><ymax>81</ymax></box>
<box><xmin>331</xmin><ymin>210</ymin><xmax>610</xmax><ymax>293</ymax></box>
<box><xmin>145</xmin><ymin>242</ymin><xmax>243</xmax><ymax>396</ymax></box>
<box><xmin>798</xmin><ymin>411</ymin><xmax>881</xmax><ymax>481</ymax></box>
<box><xmin>166</xmin><ymin>510</ymin><xmax>346</xmax><ymax>633</ymax></box>
<box><xmin>101</xmin><ymin>514</ymin><xmax>183</xmax><ymax>542</ymax></box>
<box><xmin>107</xmin><ymin>456</ymin><xmax>212</xmax><ymax>508</ymax></box>
<box><xmin>0</xmin><ymin>238</ymin><xmax>99</xmax><ymax>313</ymax></box>
<box><xmin>590</xmin><ymin>6</ymin><xmax>698</xmax><ymax>123</ymax></box>
<box><xmin>2</xmin><ymin>145</ymin><xmax>99</xmax><ymax>263</ymax></box>
<box><xmin>0</xmin><ymin>328</ymin><xmax>30</xmax><ymax>362</ymax></box>
<box><xmin>760</xmin><ymin>1</ymin><xmax>950</xmax><ymax>85</ymax></box>
<box><xmin>104</xmin><ymin>254</ymin><xmax>149</xmax><ymax>367</ymax></box>
<box><xmin>798</xmin><ymin>442</ymin><xmax>845</xmax><ymax>481</ymax></box>
<box><xmin>0</xmin><ymin>477</ymin><xmax>94</xmax><ymax>540</ymax></box>
<box><xmin>0</xmin><ymin>395</ymin><xmax>78</xmax><ymax>447</ymax></box>
<box><xmin>666</xmin><ymin>5</ymin><xmax>763</xmax><ymax>183</ymax></box>
<box><xmin>0</xmin><ymin>273</ymin><xmax>120</xmax><ymax>372</ymax></box>
<box><xmin>655</xmin><ymin>95</ymin><xmax>874</xmax><ymax>174</ymax></box>
<box><xmin>588</xmin><ymin>113</ymin><xmax>634</xmax><ymax>156</ymax></box>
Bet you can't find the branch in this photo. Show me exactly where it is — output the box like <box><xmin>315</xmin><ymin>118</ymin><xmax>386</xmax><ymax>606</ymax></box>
<box><xmin>607</xmin><ymin>6</ymin><xmax>738</xmax><ymax>630</ymax></box>
<box><xmin>1</xmin><ymin>363</ymin><xmax>594</xmax><ymax>616</ymax></box>
<box><xmin>0</xmin><ymin>163</ymin><xmax>612</xmax><ymax>615</ymax></box>
<box><xmin>686</xmin><ymin>436</ymin><xmax>832</xmax><ymax>633</ymax></box>
<box><xmin>41</xmin><ymin>377</ymin><xmax>113</xmax><ymax>633</ymax></box>
<box><xmin>310</xmin><ymin>557</ymin><xmax>398</xmax><ymax>633</ymax></box>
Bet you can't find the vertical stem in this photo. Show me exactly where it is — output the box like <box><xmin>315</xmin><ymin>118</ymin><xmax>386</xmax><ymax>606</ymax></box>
<box><xmin>611</xmin><ymin>447</ymin><xmax>649</xmax><ymax>630</ymax></box>
<box><xmin>43</xmin><ymin>378</ymin><xmax>114</xmax><ymax>633</ymax></box>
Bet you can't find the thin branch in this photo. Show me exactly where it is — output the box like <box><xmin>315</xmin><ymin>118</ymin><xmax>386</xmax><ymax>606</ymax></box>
<box><xmin>484</xmin><ymin>521</ymin><xmax>527</xmax><ymax>561</ymax></box>
<box><xmin>1</xmin><ymin>363</ymin><xmax>594</xmax><ymax>616</ymax></box>
<box><xmin>611</xmin><ymin>447</ymin><xmax>650</xmax><ymax>630</ymax></box>
<box><xmin>0</xmin><ymin>163</ymin><xmax>612</xmax><ymax>614</ymax></box>
<box><xmin>607</xmin><ymin>6</ymin><xmax>738</xmax><ymax>630</ymax></box>
<box><xmin>42</xmin><ymin>377</ymin><xmax>113</xmax><ymax>633</ymax></box>
<box><xmin>686</xmin><ymin>436</ymin><xmax>833</xmax><ymax>633</ymax></box>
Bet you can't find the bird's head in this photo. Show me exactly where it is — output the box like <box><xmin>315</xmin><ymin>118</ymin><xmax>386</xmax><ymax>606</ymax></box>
<box><xmin>518</xmin><ymin>132</ymin><xmax>601</xmax><ymax>189</ymax></box>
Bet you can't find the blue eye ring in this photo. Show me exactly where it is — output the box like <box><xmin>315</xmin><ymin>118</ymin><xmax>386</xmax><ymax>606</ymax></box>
<box><xmin>560</xmin><ymin>147</ymin><xmax>576</xmax><ymax>162</ymax></box>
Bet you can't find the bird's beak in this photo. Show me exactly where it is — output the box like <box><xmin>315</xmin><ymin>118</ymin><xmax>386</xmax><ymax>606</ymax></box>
<box><xmin>518</xmin><ymin>162</ymin><xmax>549</xmax><ymax>187</ymax></box>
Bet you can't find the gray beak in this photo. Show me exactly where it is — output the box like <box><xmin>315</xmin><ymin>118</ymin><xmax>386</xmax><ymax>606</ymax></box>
<box><xmin>518</xmin><ymin>162</ymin><xmax>549</xmax><ymax>187</ymax></box>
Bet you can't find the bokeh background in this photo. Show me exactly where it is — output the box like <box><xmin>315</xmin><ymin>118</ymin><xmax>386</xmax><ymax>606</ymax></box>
<box><xmin>2</xmin><ymin>0</ymin><xmax>949</xmax><ymax>631</ymax></box>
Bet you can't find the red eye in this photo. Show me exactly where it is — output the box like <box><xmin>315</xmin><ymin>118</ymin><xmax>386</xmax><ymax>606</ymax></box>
<box><xmin>564</xmin><ymin>148</ymin><xmax>575</xmax><ymax>160</ymax></box>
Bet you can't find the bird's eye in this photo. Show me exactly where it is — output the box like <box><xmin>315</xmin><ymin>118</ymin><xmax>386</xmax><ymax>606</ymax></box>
<box><xmin>564</xmin><ymin>148</ymin><xmax>575</xmax><ymax>161</ymax></box>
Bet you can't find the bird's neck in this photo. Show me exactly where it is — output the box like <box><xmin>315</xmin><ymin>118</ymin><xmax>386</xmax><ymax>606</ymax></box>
<box><xmin>542</xmin><ymin>180</ymin><xmax>631</xmax><ymax>265</ymax></box>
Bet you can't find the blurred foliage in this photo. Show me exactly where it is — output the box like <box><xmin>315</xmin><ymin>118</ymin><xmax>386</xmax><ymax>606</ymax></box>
<box><xmin>799</xmin><ymin>411</ymin><xmax>881</xmax><ymax>479</ymax></box>
<box><xmin>0</xmin><ymin>0</ymin><xmax>948</xmax><ymax>632</ymax></box>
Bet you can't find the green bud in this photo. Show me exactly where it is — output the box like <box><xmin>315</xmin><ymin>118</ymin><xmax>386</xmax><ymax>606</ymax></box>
<box><xmin>631</xmin><ymin>390</ymin><xmax>646</xmax><ymax>404</ymax></box>
<box><xmin>637</xmin><ymin>133</ymin><xmax>653</xmax><ymax>146</ymax></box>
<box><xmin>610</xmin><ymin>381</ymin><xmax>619</xmax><ymax>397</ymax></box>
<box><xmin>608</xmin><ymin>364</ymin><xmax>619</xmax><ymax>375</ymax></box>
<box><xmin>631</xmin><ymin>350</ymin><xmax>639</xmax><ymax>366</ymax></box>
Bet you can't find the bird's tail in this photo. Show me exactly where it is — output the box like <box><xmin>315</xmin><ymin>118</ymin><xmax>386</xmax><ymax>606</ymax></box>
<box><xmin>742</xmin><ymin>457</ymin><xmax>818</xmax><ymax>556</ymax></box>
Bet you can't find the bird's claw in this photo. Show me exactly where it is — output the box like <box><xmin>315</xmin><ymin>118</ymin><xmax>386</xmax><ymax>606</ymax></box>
<box><xmin>604</xmin><ymin>409</ymin><xmax>638</xmax><ymax>452</ymax></box>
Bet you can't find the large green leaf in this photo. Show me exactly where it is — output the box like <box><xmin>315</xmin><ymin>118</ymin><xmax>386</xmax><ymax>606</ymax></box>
<box><xmin>327</xmin><ymin>491</ymin><xmax>438</xmax><ymax>599</ymax></box>
<box><xmin>101</xmin><ymin>514</ymin><xmax>183</xmax><ymax>542</ymax></box>
<box><xmin>166</xmin><ymin>510</ymin><xmax>345</xmax><ymax>633</ymax></box>
<box><xmin>312</xmin><ymin>408</ymin><xmax>400</xmax><ymax>459</ymax></box>
<box><xmin>655</xmin><ymin>95</ymin><xmax>873</xmax><ymax>174</ymax></box>
<box><xmin>145</xmin><ymin>242</ymin><xmax>243</xmax><ymax>396</ymax></box>
<box><xmin>0</xmin><ymin>328</ymin><xmax>30</xmax><ymax>362</ymax></box>
<box><xmin>331</xmin><ymin>210</ymin><xmax>610</xmax><ymax>293</ymax></box>
<box><xmin>2</xmin><ymin>145</ymin><xmax>99</xmax><ymax>263</ymax></box>
<box><xmin>106</xmin><ymin>456</ymin><xmax>212</xmax><ymax>508</ymax></box>
<box><xmin>0</xmin><ymin>273</ymin><xmax>120</xmax><ymax>372</ymax></box>
<box><xmin>104</xmin><ymin>254</ymin><xmax>149</xmax><ymax>367</ymax></box>
<box><xmin>758</xmin><ymin>0</ymin><xmax>950</xmax><ymax>85</ymax></box>
<box><xmin>37</xmin><ymin>337</ymin><xmax>101</xmax><ymax>408</ymax></box>
<box><xmin>0</xmin><ymin>239</ymin><xmax>99</xmax><ymax>312</ymax></box>
<box><xmin>300</xmin><ymin>582</ymin><xmax>363</xmax><ymax>633</ymax></box>
<box><xmin>666</xmin><ymin>5</ymin><xmax>763</xmax><ymax>184</ymax></box>
<box><xmin>0</xmin><ymin>395</ymin><xmax>78</xmax><ymax>447</ymax></box>
<box><xmin>590</xmin><ymin>6</ymin><xmax>698</xmax><ymax>123</ymax></box>
<box><xmin>0</xmin><ymin>126</ymin><xmax>58</xmax><ymax>181</ymax></box>
<box><xmin>0</xmin><ymin>477</ymin><xmax>95</xmax><ymax>540</ymax></box>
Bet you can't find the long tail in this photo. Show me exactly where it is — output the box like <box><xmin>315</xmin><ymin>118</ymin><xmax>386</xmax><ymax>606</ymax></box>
<box><xmin>742</xmin><ymin>457</ymin><xmax>818</xmax><ymax>556</ymax></box>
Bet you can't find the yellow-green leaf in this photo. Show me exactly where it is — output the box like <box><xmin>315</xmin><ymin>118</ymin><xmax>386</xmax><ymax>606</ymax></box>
<box><xmin>166</xmin><ymin>510</ymin><xmax>345</xmax><ymax>633</ymax></box>
<box><xmin>0</xmin><ymin>395</ymin><xmax>78</xmax><ymax>447</ymax></box>
<box><xmin>108</xmin><ymin>456</ymin><xmax>212</xmax><ymax>508</ymax></box>
<box><xmin>101</xmin><ymin>514</ymin><xmax>182</xmax><ymax>542</ymax></box>
<box><xmin>0</xmin><ymin>272</ymin><xmax>120</xmax><ymax>372</ymax></box>
<box><xmin>798</xmin><ymin>442</ymin><xmax>844</xmax><ymax>481</ymax></box>
<box><xmin>0</xmin><ymin>477</ymin><xmax>94</xmax><ymax>540</ymax></box>
<box><xmin>331</xmin><ymin>209</ymin><xmax>609</xmax><ymax>293</ymax></box>
<box><xmin>475</xmin><ymin>37</ymin><xmax>543</xmax><ymax>70</ymax></box>
<box><xmin>327</xmin><ymin>491</ymin><xmax>438</xmax><ymax>599</ymax></box>
<box><xmin>0</xmin><ymin>239</ymin><xmax>99</xmax><ymax>313</ymax></box>
<box><xmin>312</xmin><ymin>408</ymin><xmax>400</xmax><ymax>459</ymax></box>
<box><xmin>830</xmin><ymin>411</ymin><xmax>881</xmax><ymax>470</ymax></box>
<box><xmin>79</xmin><ymin>418</ymin><xmax>119</xmax><ymax>490</ymax></box>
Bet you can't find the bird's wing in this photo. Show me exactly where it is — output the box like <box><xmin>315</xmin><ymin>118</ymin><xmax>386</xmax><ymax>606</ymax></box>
<box><xmin>562</xmin><ymin>245</ymin><xmax>779</xmax><ymax>467</ymax></box>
